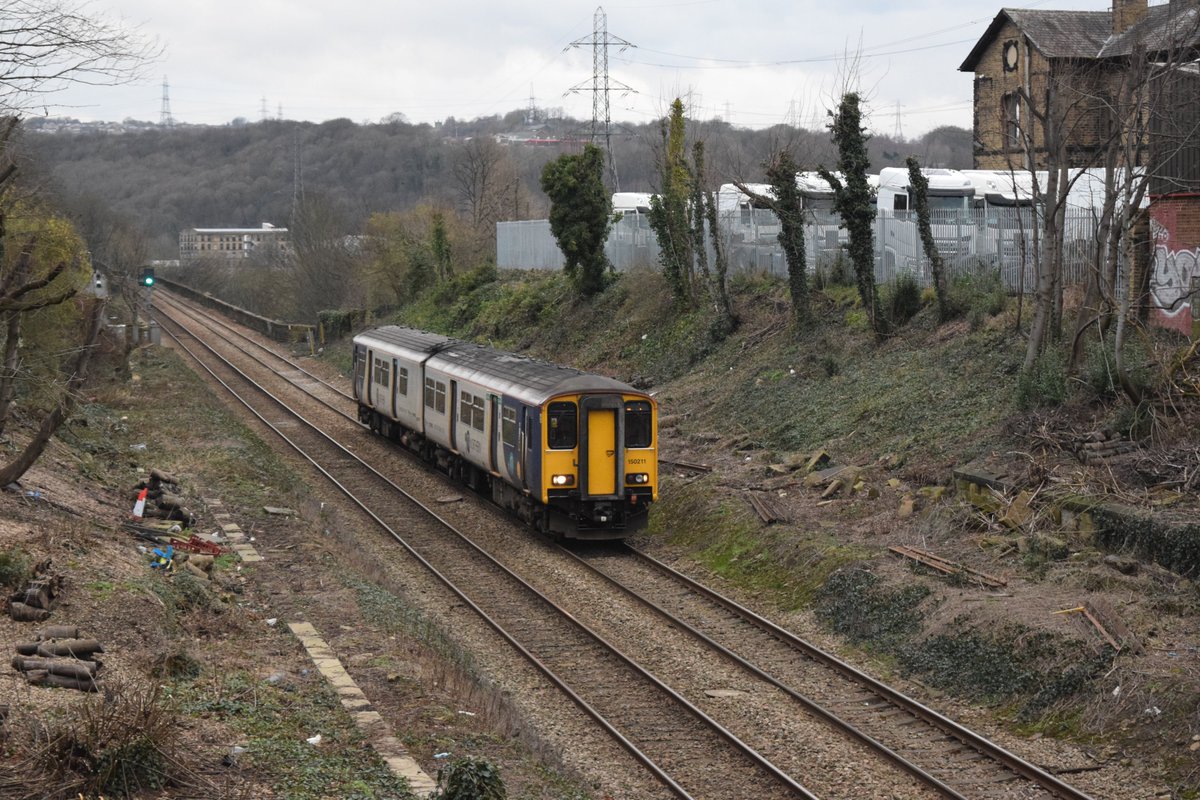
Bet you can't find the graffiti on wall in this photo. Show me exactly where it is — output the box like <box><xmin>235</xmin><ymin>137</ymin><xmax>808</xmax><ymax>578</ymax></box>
<box><xmin>1150</xmin><ymin>212</ymin><xmax>1199</xmax><ymax>335</ymax></box>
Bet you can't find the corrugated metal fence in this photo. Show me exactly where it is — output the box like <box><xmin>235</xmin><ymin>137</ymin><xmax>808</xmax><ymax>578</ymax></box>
<box><xmin>497</xmin><ymin>207</ymin><xmax>1112</xmax><ymax>291</ymax></box>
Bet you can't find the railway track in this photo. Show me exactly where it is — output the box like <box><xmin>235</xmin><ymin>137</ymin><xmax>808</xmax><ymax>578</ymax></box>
<box><xmin>152</xmin><ymin>292</ymin><xmax>1100</xmax><ymax>800</ymax></box>
<box><xmin>568</xmin><ymin>544</ymin><xmax>1097</xmax><ymax>800</ymax></box>
<box><xmin>152</xmin><ymin>294</ymin><xmax>817</xmax><ymax>800</ymax></box>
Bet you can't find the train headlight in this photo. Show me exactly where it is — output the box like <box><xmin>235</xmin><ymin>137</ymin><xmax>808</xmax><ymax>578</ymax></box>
<box><xmin>627</xmin><ymin>473</ymin><xmax>650</xmax><ymax>484</ymax></box>
<box><xmin>551</xmin><ymin>474</ymin><xmax>575</xmax><ymax>487</ymax></box>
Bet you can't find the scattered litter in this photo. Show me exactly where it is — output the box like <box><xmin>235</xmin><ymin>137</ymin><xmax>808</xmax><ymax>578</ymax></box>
<box><xmin>1112</xmin><ymin>685</ymin><xmax>1121</xmax><ymax>697</ymax></box>
<box><xmin>169</xmin><ymin>524</ymin><xmax>182</xmax><ymax>533</ymax></box>
<box><xmin>149</xmin><ymin>546</ymin><xmax>174</xmax><ymax>571</ymax></box>
<box><xmin>1144</xmin><ymin>706</ymin><xmax>1162</xmax><ymax>717</ymax></box>
<box><xmin>128</xmin><ymin>469</ymin><xmax>195</xmax><ymax>527</ymax></box>
<box><xmin>23</xmin><ymin>491</ymin><xmax>43</xmax><ymax>499</ymax></box>
<box><xmin>263</xmin><ymin>506</ymin><xmax>295</xmax><ymax>517</ymax></box>
<box><xmin>306</xmin><ymin>734</ymin><xmax>322</xmax><ymax>746</ymax></box>
<box><xmin>457</xmin><ymin>710</ymin><xmax>476</xmax><ymax>716</ymax></box>
<box><xmin>434</xmin><ymin>752</ymin><xmax>451</xmax><ymax>759</ymax></box>
<box><xmin>129</xmin><ymin>443</ymin><xmax>147</xmax><ymax>452</ymax></box>
<box><xmin>266</xmin><ymin>672</ymin><xmax>286</xmax><ymax>684</ymax></box>
<box><xmin>266</xmin><ymin>618</ymin><xmax>278</xmax><ymax>626</ymax></box>
<box><xmin>222</xmin><ymin>745</ymin><xmax>246</xmax><ymax>767</ymax></box>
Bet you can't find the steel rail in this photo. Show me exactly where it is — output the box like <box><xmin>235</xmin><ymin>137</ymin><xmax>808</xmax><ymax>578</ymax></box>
<box><xmin>155</xmin><ymin>305</ymin><xmax>820</xmax><ymax>800</ymax></box>
<box><xmin>562</xmin><ymin>544</ymin><xmax>969</xmax><ymax>799</ymax></box>
<box><xmin>623</xmin><ymin>544</ymin><xmax>1098</xmax><ymax>800</ymax></box>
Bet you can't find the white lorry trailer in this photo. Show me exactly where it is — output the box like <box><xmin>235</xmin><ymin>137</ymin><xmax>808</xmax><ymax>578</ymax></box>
<box><xmin>876</xmin><ymin>167</ymin><xmax>976</xmax><ymax>279</ymax></box>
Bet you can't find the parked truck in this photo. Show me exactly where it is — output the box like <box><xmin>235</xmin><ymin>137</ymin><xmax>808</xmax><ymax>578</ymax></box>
<box><xmin>875</xmin><ymin>167</ymin><xmax>976</xmax><ymax>279</ymax></box>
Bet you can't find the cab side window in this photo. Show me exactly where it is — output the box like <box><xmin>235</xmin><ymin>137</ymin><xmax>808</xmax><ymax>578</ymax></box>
<box><xmin>547</xmin><ymin>402</ymin><xmax>577</xmax><ymax>450</ymax></box>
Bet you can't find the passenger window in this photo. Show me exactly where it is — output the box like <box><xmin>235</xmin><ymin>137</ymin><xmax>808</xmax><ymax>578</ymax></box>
<box><xmin>502</xmin><ymin>407</ymin><xmax>518</xmax><ymax>447</ymax></box>
<box><xmin>547</xmin><ymin>402</ymin><xmax>577</xmax><ymax>450</ymax></box>
<box><xmin>893</xmin><ymin>194</ymin><xmax>908</xmax><ymax>212</ymax></box>
<box><xmin>372</xmin><ymin>357</ymin><xmax>389</xmax><ymax>387</ymax></box>
<box><xmin>397</xmin><ymin>367</ymin><xmax>408</xmax><ymax>396</ymax></box>
<box><xmin>425</xmin><ymin>378</ymin><xmax>446</xmax><ymax>413</ymax></box>
<box><xmin>459</xmin><ymin>392</ymin><xmax>485</xmax><ymax>431</ymax></box>
<box><xmin>471</xmin><ymin>395</ymin><xmax>484</xmax><ymax>431</ymax></box>
<box><xmin>624</xmin><ymin>401</ymin><xmax>653</xmax><ymax>448</ymax></box>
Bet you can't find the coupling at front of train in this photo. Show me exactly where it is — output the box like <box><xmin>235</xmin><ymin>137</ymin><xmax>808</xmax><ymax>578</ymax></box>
<box><xmin>352</xmin><ymin>325</ymin><xmax>658</xmax><ymax>540</ymax></box>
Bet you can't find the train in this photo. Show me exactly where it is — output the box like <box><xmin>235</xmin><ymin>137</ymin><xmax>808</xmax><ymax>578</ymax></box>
<box><xmin>352</xmin><ymin>325</ymin><xmax>658</xmax><ymax>540</ymax></box>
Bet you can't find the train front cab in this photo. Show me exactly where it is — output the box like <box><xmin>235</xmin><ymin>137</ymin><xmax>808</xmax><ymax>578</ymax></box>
<box><xmin>540</xmin><ymin>392</ymin><xmax>657</xmax><ymax>539</ymax></box>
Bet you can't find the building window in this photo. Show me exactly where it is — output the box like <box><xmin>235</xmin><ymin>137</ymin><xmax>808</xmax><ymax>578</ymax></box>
<box><xmin>1003</xmin><ymin>93</ymin><xmax>1021</xmax><ymax>150</ymax></box>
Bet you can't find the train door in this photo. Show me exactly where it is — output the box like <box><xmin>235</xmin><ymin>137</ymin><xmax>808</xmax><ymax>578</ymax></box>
<box><xmin>352</xmin><ymin>346</ymin><xmax>365</xmax><ymax>402</ymax></box>
<box><xmin>580</xmin><ymin>395</ymin><xmax>623</xmax><ymax>498</ymax></box>
<box><xmin>391</xmin><ymin>359</ymin><xmax>399</xmax><ymax>418</ymax></box>
<box><xmin>449</xmin><ymin>380</ymin><xmax>458</xmax><ymax>451</ymax></box>
<box><xmin>488</xmin><ymin>394</ymin><xmax>500</xmax><ymax>473</ymax></box>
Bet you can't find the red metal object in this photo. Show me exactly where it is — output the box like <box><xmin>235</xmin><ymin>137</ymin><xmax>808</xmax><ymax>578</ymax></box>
<box><xmin>169</xmin><ymin>535</ymin><xmax>226</xmax><ymax>555</ymax></box>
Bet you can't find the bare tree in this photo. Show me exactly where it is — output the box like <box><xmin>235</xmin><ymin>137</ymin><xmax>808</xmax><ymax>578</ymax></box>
<box><xmin>0</xmin><ymin>0</ymin><xmax>159</xmax><ymax>113</ymax></box>
<box><xmin>452</xmin><ymin>137</ymin><xmax>520</xmax><ymax>240</ymax></box>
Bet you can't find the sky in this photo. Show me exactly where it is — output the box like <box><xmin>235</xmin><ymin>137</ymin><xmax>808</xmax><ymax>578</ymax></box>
<box><xmin>41</xmin><ymin>0</ymin><xmax>1113</xmax><ymax>138</ymax></box>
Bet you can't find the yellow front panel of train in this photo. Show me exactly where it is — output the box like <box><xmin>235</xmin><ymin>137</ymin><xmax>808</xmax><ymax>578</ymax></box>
<box><xmin>586</xmin><ymin>408</ymin><xmax>617</xmax><ymax>496</ymax></box>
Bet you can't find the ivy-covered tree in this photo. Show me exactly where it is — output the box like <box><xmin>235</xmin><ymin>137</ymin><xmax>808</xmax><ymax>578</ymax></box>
<box><xmin>539</xmin><ymin>143</ymin><xmax>611</xmax><ymax>297</ymax></box>
<box><xmin>693</xmin><ymin>141</ymin><xmax>735</xmax><ymax>332</ymax></box>
<box><xmin>820</xmin><ymin>92</ymin><xmax>882</xmax><ymax>336</ymax></box>
<box><xmin>905</xmin><ymin>155</ymin><xmax>949</xmax><ymax>321</ymax></box>
<box><xmin>734</xmin><ymin>149</ymin><xmax>811</xmax><ymax>327</ymax></box>
<box><xmin>647</xmin><ymin>99</ymin><xmax>695</xmax><ymax>305</ymax></box>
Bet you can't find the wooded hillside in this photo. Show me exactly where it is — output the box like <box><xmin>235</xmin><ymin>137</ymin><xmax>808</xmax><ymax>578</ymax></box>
<box><xmin>21</xmin><ymin>111</ymin><xmax>972</xmax><ymax>259</ymax></box>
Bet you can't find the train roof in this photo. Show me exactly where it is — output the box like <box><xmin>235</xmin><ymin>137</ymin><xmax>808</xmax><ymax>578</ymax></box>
<box><xmin>356</xmin><ymin>325</ymin><xmax>640</xmax><ymax>405</ymax></box>
<box><xmin>354</xmin><ymin>325</ymin><xmax>456</xmax><ymax>363</ymax></box>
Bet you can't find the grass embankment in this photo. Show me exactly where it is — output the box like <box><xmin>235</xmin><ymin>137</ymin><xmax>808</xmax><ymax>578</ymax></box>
<box><xmin>1</xmin><ymin>340</ymin><xmax>596</xmax><ymax>799</ymax></box>
<box><xmin>363</xmin><ymin>265</ymin><xmax>1199</xmax><ymax>795</ymax></box>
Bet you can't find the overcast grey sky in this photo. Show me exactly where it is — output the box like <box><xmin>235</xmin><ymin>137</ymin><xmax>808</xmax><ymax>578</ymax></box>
<box><xmin>44</xmin><ymin>0</ymin><xmax>1110</xmax><ymax>137</ymax></box>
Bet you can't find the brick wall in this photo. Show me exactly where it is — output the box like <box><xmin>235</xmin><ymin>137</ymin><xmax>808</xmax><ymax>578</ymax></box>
<box><xmin>971</xmin><ymin>25</ymin><xmax>1116</xmax><ymax>170</ymax></box>
<box><xmin>1149</xmin><ymin>194</ymin><xmax>1200</xmax><ymax>336</ymax></box>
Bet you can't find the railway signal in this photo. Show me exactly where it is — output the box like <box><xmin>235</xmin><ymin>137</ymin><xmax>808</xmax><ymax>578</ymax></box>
<box><xmin>140</xmin><ymin>267</ymin><xmax>155</xmax><ymax>287</ymax></box>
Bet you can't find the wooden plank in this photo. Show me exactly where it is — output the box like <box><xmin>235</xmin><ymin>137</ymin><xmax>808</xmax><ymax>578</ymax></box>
<box><xmin>889</xmin><ymin>545</ymin><xmax>1008</xmax><ymax>588</ymax></box>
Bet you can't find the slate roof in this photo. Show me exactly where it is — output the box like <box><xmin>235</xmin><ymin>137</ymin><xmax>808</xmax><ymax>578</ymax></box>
<box><xmin>1098</xmin><ymin>2</ymin><xmax>1200</xmax><ymax>57</ymax></box>
<box><xmin>960</xmin><ymin>4</ymin><xmax>1200</xmax><ymax>71</ymax></box>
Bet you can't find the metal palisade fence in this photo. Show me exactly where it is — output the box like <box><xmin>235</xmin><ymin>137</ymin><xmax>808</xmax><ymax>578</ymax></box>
<box><xmin>497</xmin><ymin>206</ymin><xmax>1115</xmax><ymax>292</ymax></box>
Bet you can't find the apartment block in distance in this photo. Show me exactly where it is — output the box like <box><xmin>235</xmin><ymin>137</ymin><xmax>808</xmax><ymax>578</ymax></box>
<box><xmin>179</xmin><ymin>222</ymin><xmax>291</xmax><ymax>263</ymax></box>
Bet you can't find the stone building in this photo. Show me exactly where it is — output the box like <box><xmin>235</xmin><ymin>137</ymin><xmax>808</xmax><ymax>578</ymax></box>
<box><xmin>179</xmin><ymin>223</ymin><xmax>291</xmax><ymax>263</ymax></box>
<box><xmin>960</xmin><ymin>0</ymin><xmax>1200</xmax><ymax>334</ymax></box>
